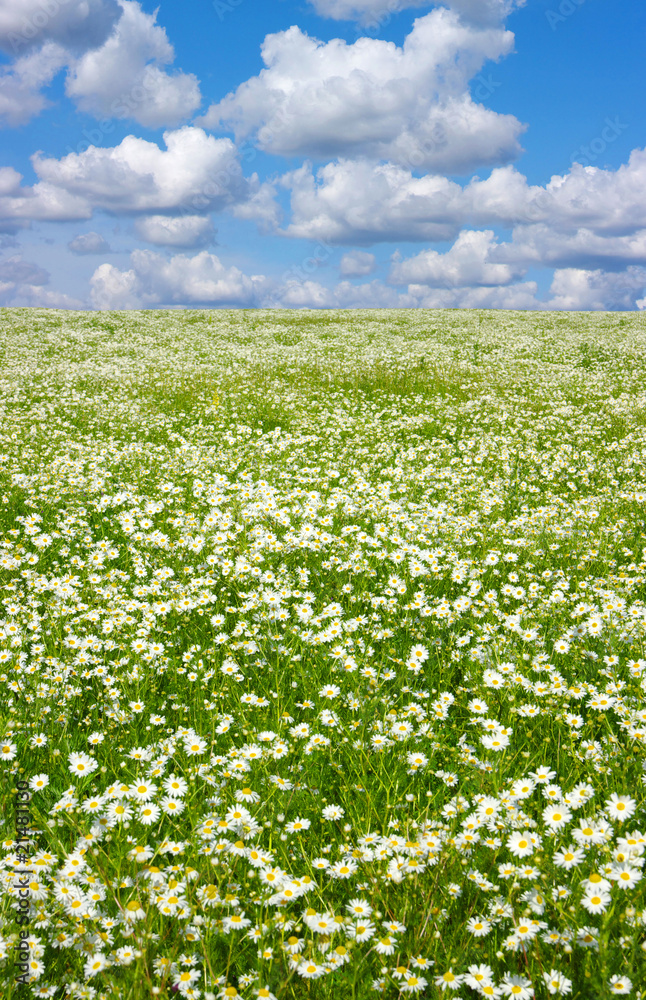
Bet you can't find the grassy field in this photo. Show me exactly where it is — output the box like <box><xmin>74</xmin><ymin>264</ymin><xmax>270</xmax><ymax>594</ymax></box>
<box><xmin>1</xmin><ymin>306</ymin><xmax>646</xmax><ymax>1000</ymax></box>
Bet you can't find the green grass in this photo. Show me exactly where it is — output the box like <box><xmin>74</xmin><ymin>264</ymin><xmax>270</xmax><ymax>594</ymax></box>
<box><xmin>0</xmin><ymin>306</ymin><xmax>645</xmax><ymax>1000</ymax></box>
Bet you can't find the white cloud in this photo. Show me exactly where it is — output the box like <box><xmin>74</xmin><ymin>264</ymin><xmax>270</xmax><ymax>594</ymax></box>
<box><xmin>269</xmin><ymin>278</ymin><xmax>336</xmax><ymax>309</ymax></box>
<box><xmin>229</xmin><ymin>179</ymin><xmax>282</xmax><ymax>231</ymax></box>
<box><xmin>0</xmin><ymin>1</ymin><xmax>199</xmax><ymax>129</ymax></box>
<box><xmin>279</xmin><ymin>160</ymin><xmax>549</xmax><ymax>245</ymax></box>
<box><xmin>90</xmin><ymin>249</ymin><xmax>270</xmax><ymax>308</ymax></box>
<box><xmin>491</xmin><ymin>224</ymin><xmax>646</xmax><ymax>271</ymax></box>
<box><xmin>0</xmin><ymin>0</ymin><xmax>121</xmax><ymax>57</ymax></box>
<box><xmin>267</xmin><ymin>273</ymin><xmax>535</xmax><ymax>308</ymax></box>
<box><xmin>0</xmin><ymin>128</ymin><xmax>277</xmax><ymax>235</ymax></box>
<box><xmin>198</xmin><ymin>11</ymin><xmax>525</xmax><ymax>173</ymax></box>
<box><xmin>339</xmin><ymin>250</ymin><xmax>376</xmax><ymax>276</ymax></box>
<box><xmin>278</xmin><ymin>149</ymin><xmax>646</xmax><ymax>252</ymax></box>
<box><xmin>532</xmin><ymin>151</ymin><xmax>646</xmax><ymax>236</ymax></box>
<box><xmin>0</xmin><ymin>173</ymin><xmax>91</xmax><ymax>231</ymax></box>
<box><xmin>133</xmin><ymin>215</ymin><xmax>215</xmax><ymax>249</ymax></box>
<box><xmin>389</xmin><ymin>229</ymin><xmax>525</xmax><ymax>286</ymax></box>
<box><xmin>280</xmin><ymin>160</ymin><xmax>463</xmax><ymax>243</ymax></box>
<box><xmin>406</xmin><ymin>279</ymin><xmax>539</xmax><ymax>308</ymax></box>
<box><xmin>11</xmin><ymin>284</ymin><xmax>85</xmax><ymax>308</ymax></box>
<box><xmin>309</xmin><ymin>0</ymin><xmax>525</xmax><ymax>27</ymax></box>
<box><xmin>546</xmin><ymin>267</ymin><xmax>646</xmax><ymax>311</ymax></box>
<box><xmin>0</xmin><ymin>255</ymin><xmax>48</xmax><ymax>286</ymax></box>
<box><xmin>68</xmin><ymin>231</ymin><xmax>111</xmax><ymax>254</ymax></box>
<box><xmin>64</xmin><ymin>1</ymin><xmax>201</xmax><ymax>128</ymax></box>
<box><xmin>33</xmin><ymin>127</ymin><xmax>248</xmax><ymax>215</ymax></box>
<box><xmin>441</xmin><ymin>0</ymin><xmax>525</xmax><ymax>27</ymax></box>
<box><xmin>89</xmin><ymin>262</ymin><xmax>140</xmax><ymax>309</ymax></box>
<box><xmin>0</xmin><ymin>41</ymin><xmax>66</xmax><ymax>127</ymax></box>
<box><xmin>0</xmin><ymin>253</ymin><xmax>84</xmax><ymax>307</ymax></box>
<box><xmin>308</xmin><ymin>0</ymin><xmax>427</xmax><ymax>27</ymax></box>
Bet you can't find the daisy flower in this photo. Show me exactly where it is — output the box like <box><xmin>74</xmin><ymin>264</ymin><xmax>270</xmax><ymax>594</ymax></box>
<box><xmin>605</xmin><ymin>794</ymin><xmax>637</xmax><ymax>821</ymax></box>
<box><xmin>160</xmin><ymin>797</ymin><xmax>185</xmax><ymax>816</ymax></box>
<box><xmin>106</xmin><ymin>801</ymin><xmax>133</xmax><ymax>823</ymax></box>
<box><xmin>467</xmin><ymin>916</ymin><xmax>491</xmax><ymax>937</ymax></box>
<box><xmin>374</xmin><ymin>936</ymin><xmax>397</xmax><ymax>956</ymax></box>
<box><xmin>543</xmin><ymin>970</ymin><xmax>572</xmax><ymax>996</ymax></box>
<box><xmin>500</xmin><ymin>974</ymin><xmax>533</xmax><ymax>998</ymax></box>
<box><xmin>68</xmin><ymin>752</ymin><xmax>98</xmax><ymax>777</ymax></box>
<box><xmin>609</xmin><ymin>976</ymin><xmax>632</xmax><ymax>994</ymax></box>
<box><xmin>138</xmin><ymin>803</ymin><xmax>161</xmax><ymax>825</ymax></box>
<box><xmin>401</xmin><ymin>974</ymin><xmax>428</xmax><ymax>994</ymax></box>
<box><xmin>465</xmin><ymin>964</ymin><xmax>495</xmax><ymax>991</ymax></box>
<box><xmin>29</xmin><ymin>774</ymin><xmax>50</xmax><ymax>793</ymax></box>
<box><xmin>345</xmin><ymin>898</ymin><xmax>372</xmax><ymax>917</ymax></box>
<box><xmin>507</xmin><ymin>831</ymin><xmax>535</xmax><ymax>858</ymax></box>
<box><xmin>610</xmin><ymin>865</ymin><xmax>642</xmax><ymax>890</ymax></box>
<box><xmin>543</xmin><ymin>804</ymin><xmax>572</xmax><ymax>830</ymax></box>
<box><xmin>163</xmin><ymin>774</ymin><xmax>189</xmax><ymax>797</ymax></box>
<box><xmin>281</xmin><ymin>815</ymin><xmax>310</xmax><ymax>834</ymax></box>
<box><xmin>0</xmin><ymin>741</ymin><xmax>18</xmax><ymax>760</ymax></box>
<box><xmin>553</xmin><ymin>846</ymin><xmax>584</xmax><ymax>870</ymax></box>
<box><xmin>435</xmin><ymin>969</ymin><xmax>464</xmax><ymax>991</ymax></box>
<box><xmin>129</xmin><ymin>781</ymin><xmax>157</xmax><ymax>801</ymax></box>
<box><xmin>580</xmin><ymin>890</ymin><xmax>611</xmax><ymax>915</ymax></box>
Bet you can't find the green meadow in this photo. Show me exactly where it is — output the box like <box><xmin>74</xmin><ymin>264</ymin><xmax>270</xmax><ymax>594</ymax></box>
<box><xmin>1</xmin><ymin>306</ymin><xmax>646</xmax><ymax>1000</ymax></box>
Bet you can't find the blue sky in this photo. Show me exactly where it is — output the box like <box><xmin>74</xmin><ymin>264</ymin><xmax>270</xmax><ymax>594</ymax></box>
<box><xmin>1</xmin><ymin>0</ymin><xmax>645</xmax><ymax>310</ymax></box>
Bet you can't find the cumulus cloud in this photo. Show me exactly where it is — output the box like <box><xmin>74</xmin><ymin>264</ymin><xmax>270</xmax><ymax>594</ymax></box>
<box><xmin>267</xmin><ymin>276</ymin><xmax>408</xmax><ymax>308</ymax></box>
<box><xmin>33</xmin><ymin>127</ymin><xmax>248</xmax><ymax>216</ymax></box>
<box><xmin>0</xmin><ymin>0</ymin><xmax>122</xmax><ymax>57</ymax></box>
<box><xmin>198</xmin><ymin>11</ymin><xmax>525</xmax><ymax>173</ymax></box>
<box><xmin>0</xmin><ymin>128</ymin><xmax>278</xmax><ymax>235</ymax></box>
<box><xmin>0</xmin><ymin>41</ymin><xmax>66</xmax><ymax>127</ymax></box>
<box><xmin>405</xmin><ymin>279</ymin><xmax>539</xmax><ymax>308</ymax></box>
<box><xmin>267</xmin><ymin>273</ymin><xmax>536</xmax><ymax>309</ymax></box>
<box><xmin>229</xmin><ymin>180</ymin><xmax>282</xmax><ymax>231</ymax></box>
<box><xmin>68</xmin><ymin>231</ymin><xmax>111</xmax><ymax>254</ymax></box>
<box><xmin>0</xmin><ymin>253</ymin><xmax>83</xmax><ymax>307</ymax></box>
<box><xmin>278</xmin><ymin>159</ymin><xmax>548</xmax><ymax>244</ymax></box>
<box><xmin>65</xmin><ymin>1</ymin><xmax>201</xmax><ymax>128</ymax></box>
<box><xmin>133</xmin><ymin>215</ymin><xmax>216</xmax><ymax>249</ymax></box>
<box><xmin>545</xmin><ymin>267</ymin><xmax>646</xmax><ymax>311</ymax></box>
<box><xmin>0</xmin><ymin>0</ymin><xmax>200</xmax><ymax>129</ymax></box>
<box><xmin>339</xmin><ymin>250</ymin><xmax>376</xmax><ymax>276</ymax></box>
<box><xmin>89</xmin><ymin>263</ymin><xmax>140</xmax><ymax>309</ymax></box>
<box><xmin>308</xmin><ymin>0</ymin><xmax>426</xmax><ymax>26</ymax></box>
<box><xmin>490</xmin><ymin>224</ymin><xmax>646</xmax><ymax>271</ymax></box>
<box><xmin>0</xmin><ymin>171</ymin><xmax>91</xmax><ymax>232</ymax></box>
<box><xmin>278</xmin><ymin>149</ymin><xmax>646</xmax><ymax>249</ymax></box>
<box><xmin>389</xmin><ymin>229</ymin><xmax>525</xmax><ymax>286</ymax></box>
<box><xmin>309</xmin><ymin>0</ymin><xmax>525</xmax><ymax>27</ymax></box>
<box><xmin>90</xmin><ymin>249</ymin><xmax>270</xmax><ymax>308</ymax></box>
<box><xmin>280</xmin><ymin>160</ymin><xmax>464</xmax><ymax>244</ymax></box>
<box><xmin>0</xmin><ymin>255</ymin><xmax>48</xmax><ymax>286</ymax></box>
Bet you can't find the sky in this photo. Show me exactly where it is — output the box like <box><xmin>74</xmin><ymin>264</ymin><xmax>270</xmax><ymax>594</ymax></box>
<box><xmin>0</xmin><ymin>0</ymin><xmax>645</xmax><ymax>311</ymax></box>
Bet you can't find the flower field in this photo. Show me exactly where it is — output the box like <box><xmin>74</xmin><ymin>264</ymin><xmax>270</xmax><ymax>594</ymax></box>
<box><xmin>1</xmin><ymin>306</ymin><xmax>646</xmax><ymax>1000</ymax></box>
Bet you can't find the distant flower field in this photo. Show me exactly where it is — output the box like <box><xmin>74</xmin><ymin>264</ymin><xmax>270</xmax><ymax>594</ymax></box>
<box><xmin>1</xmin><ymin>306</ymin><xmax>646</xmax><ymax>1000</ymax></box>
